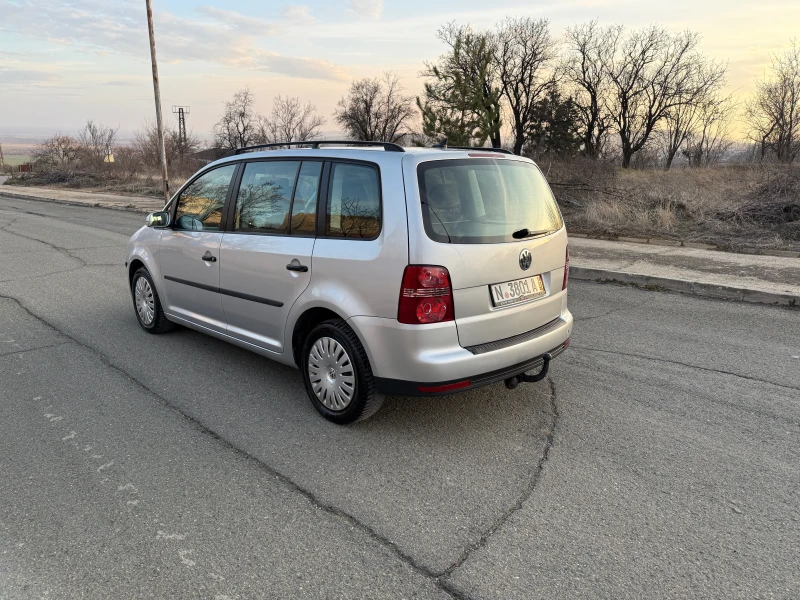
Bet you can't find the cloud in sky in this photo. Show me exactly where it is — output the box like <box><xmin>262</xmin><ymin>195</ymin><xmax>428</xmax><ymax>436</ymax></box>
<box><xmin>281</xmin><ymin>5</ymin><xmax>316</xmax><ymax>24</ymax></box>
<box><xmin>0</xmin><ymin>0</ymin><xmax>346</xmax><ymax>81</ymax></box>
<box><xmin>0</xmin><ymin>67</ymin><xmax>59</xmax><ymax>87</ymax></box>
<box><xmin>195</xmin><ymin>6</ymin><xmax>278</xmax><ymax>37</ymax></box>
<box><xmin>347</xmin><ymin>0</ymin><xmax>384</xmax><ymax>20</ymax></box>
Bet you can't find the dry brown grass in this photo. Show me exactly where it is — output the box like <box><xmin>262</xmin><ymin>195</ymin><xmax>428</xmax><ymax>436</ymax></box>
<box><xmin>541</xmin><ymin>159</ymin><xmax>800</xmax><ymax>252</ymax></box>
<box><xmin>5</xmin><ymin>169</ymin><xmax>193</xmax><ymax>199</ymax></box>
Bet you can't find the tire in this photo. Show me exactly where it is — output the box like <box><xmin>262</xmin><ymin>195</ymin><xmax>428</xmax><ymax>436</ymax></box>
<box><xmin>131</xmin><ymin>267</ymin><xmax>174</xmax><ymax>334</ymax></box>
<box><xmin>301</xmin><ymin>318</ymin><xmax>384</xmax><ymax>424</ymax></box>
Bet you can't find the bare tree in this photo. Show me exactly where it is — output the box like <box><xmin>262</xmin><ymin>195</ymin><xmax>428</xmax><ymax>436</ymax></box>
<box><xmin>334</xmin><ymin>72</ymin><xmax>415</xmax><ymax>143</ymax></box>
<box><xmin>746</xmin><ymin>40</ymin><xmax>800</xmax><ymax>163</ymax></box>
<box><xmin>660</xmin><ymin>60</ymin><xmax>728</xmax><ymax>169</ymax></box>
<box><xmin>682</xmin><ymin>95</ymin><xmax>737</xmax><ymax>167</ymax></box>
<box><xmin>563</xmin><ymin>21</ymin><xmax>618</xmax><ymax>158</ymax></box>
<box><xmin>494</xmin><ymin>17</ymin><xmax>559</xmax><ymax>155</ymax></box>
<box><xmin>77</xmin><ymin>120</ymin><xmax>118</xmax><ymax>171</ymax></box>
<box><xmin>32</xmin><ymin>134</ymin><xmax>81</xmax><ymax>168</ymax></box>
<box><xmin>603</xmin><ymin>27</ymin><xmax>722</xmax><ymax>168</ymax></box>
<box><xmin>214</xmin><ymin>88</ymin><xmax>258</xmax><ymax>151</ymax></box>
<box><xmin>417</xmin><ymin>22</ymin><xmax>503</xmax><ymax>147</ymax></box>
<box><xmin>134</xmin><ymin>120</ymin><xmax>200</xmax><ymax>169</ymax></box>
<box><xmin>255</xmin><ymin>96</ymin><xmax>326</xmax><ymax>145</ymax></box>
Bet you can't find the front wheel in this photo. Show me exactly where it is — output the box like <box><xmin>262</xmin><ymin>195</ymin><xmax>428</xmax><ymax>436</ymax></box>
<box><xmin>131</xmin><ymin>268</ymin><xmax>174</xmax><ymax>334</ymax></box>
<box><xmin>301</xmin><ymin>319</ymin><xmax>384</xmax><ymax>424</ymax></box>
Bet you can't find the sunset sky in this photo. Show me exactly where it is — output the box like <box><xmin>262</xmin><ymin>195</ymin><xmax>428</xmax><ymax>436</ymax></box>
<box><xmin>1</xmin><ymin>0</ymin><xmax>797</xmax><ymax>142</ymax></box>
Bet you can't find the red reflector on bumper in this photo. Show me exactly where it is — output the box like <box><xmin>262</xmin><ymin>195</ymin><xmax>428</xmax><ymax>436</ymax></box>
<box><xmin>417</xmin><ymin>380</ymin><xmax>471</xmax><ymax>393</ymax></box>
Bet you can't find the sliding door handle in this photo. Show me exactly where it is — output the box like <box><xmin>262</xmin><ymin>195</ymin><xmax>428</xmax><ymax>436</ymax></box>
<box><xmin>286</xmin><ymin>263</ymin><xmax>308</xmax><ymax>272</ymax></box>
<box><xmin>201</xmin><ymin>252</ymin><xmax>217</xmax><ymax>262</ymax></box>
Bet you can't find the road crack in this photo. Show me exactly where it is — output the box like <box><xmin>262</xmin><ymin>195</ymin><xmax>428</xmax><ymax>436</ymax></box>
<box><xmin>573</xmin><ymin>345</ymin><xmax>800</xmax><ymax>393</ymax></box>
<box><xmin>437</xmin><ymin>378</ymin><xmax>560</xmax><ymax>589</ymax></box>
<box><xmin>0</xmin><ymin>341</ymin><xmax>73</xmax><ymax>358</ymax></box>
<box><xmin>0</xmin><ymin>291</ymin><xmax>466</xmax><ymax>599</ymax></box>
<box><xmin>573</xmin><ymin>298</ymin><xmax>650</xmax><ymax>322</ymax></box>
<box><xmin>0</xmin><ymin>219</ymin><xmax>87</xmax><ymax>267</ymax></box>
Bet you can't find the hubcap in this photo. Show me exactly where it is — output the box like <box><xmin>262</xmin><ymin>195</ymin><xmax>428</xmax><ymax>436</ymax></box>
<box><xmin>307</xmin><ymin>337</ymin><xmax>355</xmax><ymax>411</ymax></box>
<box><xmin>134</xmin><ymin>276</ymin><xmax>155</xmax><ymax>326</ymax></box>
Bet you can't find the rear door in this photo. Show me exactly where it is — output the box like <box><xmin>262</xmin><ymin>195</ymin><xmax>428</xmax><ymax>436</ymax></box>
<box><xmin>159</xmin><ymin>163</ymin><xmax>237</xmax><ymax>333</ymax></box>
<box><xmin>409</xmin><ymin>156</ymin><xmax>568</xmax><ymax>348</ymax></box>
<box><xmin>219</xmin><ymin>159</ymin><xmax>321</xmax><ymax>352</ymax></box>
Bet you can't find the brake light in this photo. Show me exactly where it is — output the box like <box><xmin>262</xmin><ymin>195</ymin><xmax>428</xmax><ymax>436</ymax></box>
<box><xmin>398</xmin><ymin>265</ymin><xmax>455</xmax><ymax>324</ymax></box>
<box><xmin>562</xmin><ymin>246</ymin><xmax>569</xmax><ymax>290</ymax></box>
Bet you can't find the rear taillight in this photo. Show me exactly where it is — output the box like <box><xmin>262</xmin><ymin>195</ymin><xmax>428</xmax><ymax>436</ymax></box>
<box><xmin>562</xmin><ymin>246</ymin><xmax>569</xmax><ymax>291</ymax></box>
<box><xmin>398</xmin><ymin>265</ymin><xmax>455</xmax><ymax>324</ymax></box>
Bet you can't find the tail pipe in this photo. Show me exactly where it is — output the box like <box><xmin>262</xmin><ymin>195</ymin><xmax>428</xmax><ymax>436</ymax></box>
<box><xmin>505</xmin><ymin>353</ymin><xmax>552</xmax><ymax>390</ymax></box>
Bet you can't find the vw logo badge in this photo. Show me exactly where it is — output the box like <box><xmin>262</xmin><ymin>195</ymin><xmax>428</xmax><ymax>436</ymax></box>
<box><xmin>519</xmin><ymin>248</ymin><xmax>532</xmax><ymax>271</ymax></box>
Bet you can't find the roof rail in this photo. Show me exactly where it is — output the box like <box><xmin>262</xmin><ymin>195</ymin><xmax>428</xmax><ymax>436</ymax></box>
<box><xmin>223</xmin><ymin>140</ymin><xmax>405</xmax><ymax>157</ymax></box>
<box><xmin>435</xmin><ymin>144</ymin><xmax>514</xmax><ymax>155</ymax></box>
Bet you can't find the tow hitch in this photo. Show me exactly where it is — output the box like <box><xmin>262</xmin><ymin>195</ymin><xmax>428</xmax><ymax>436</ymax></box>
<box><xmin>504</xmin><ymin>353</ymin><xmax>552</xmax><ymax>390</ymax></box>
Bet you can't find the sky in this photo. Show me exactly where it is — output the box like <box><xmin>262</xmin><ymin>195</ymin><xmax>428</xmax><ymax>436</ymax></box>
<box><xmin>0</xmin><ymin>0</ymin><xmax>798</xmax><ymax>143</ymax></box>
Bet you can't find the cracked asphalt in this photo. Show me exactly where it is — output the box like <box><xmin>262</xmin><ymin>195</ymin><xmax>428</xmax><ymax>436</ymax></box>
<box><xmin>0</xmin><ymin>195</ymin><xmax>798</xmax><ymax>599</ymax></box>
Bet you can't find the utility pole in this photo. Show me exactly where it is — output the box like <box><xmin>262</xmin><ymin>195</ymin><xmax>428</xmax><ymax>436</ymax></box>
<box><xmin>172</xmin><ymin>105</ymin><xmax>190</xmax><ymax>158</ymax></box>
<box><xmin>145</xmin><ymin>0</ymin><xmax>170</xmax><ymax>204</ymax></box>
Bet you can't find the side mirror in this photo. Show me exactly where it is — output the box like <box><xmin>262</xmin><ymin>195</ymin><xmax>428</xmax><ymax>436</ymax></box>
<box><xmin>145</xmin><ymin>211</ymin><xmax>170</xmax><ymax>228</ymax></box>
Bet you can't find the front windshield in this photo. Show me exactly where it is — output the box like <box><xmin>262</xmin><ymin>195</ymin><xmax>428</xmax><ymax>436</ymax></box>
<box><xmin>417</xmin><ymin>158</ymin><xmax>563</xmax><ymax>244</ymax></box>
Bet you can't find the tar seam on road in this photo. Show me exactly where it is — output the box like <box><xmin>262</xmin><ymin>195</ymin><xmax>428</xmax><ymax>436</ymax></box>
<box><xmin>0</xmin><ymin>290</ymin><xmax>562</xmax><ymax>600</ymax></box>
<box><xmin>0</xmin><ymin>341</ymin><xmax>73</xmax><ymax>358</ymax></box>
<box><xmin>572</xmin><ymin>298</ymin><xmax>650</xmax><ymax>322</ymax></box>
<box><xmin>0</xmin><ymin>218</ymin><xmax>87</xmax><ymax>267</ymax></box>
<box><xmin>573</xmin><ymin>345</ymin><xmax>800</xmax><ymax>393</ymax></box>
<box><xmin>436</xmin><ymin>377</ymin><xmax>560</xmax><ymax>594</ymax></box>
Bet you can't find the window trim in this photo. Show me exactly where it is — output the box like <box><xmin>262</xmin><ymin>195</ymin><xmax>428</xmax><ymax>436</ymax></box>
<box><xmin>318</xmin><ymin>158</ymin><xmax>383</xmax><ymax>241</ymax></box>
<box><xmin>169</xmin><ymin>162</ymin><xmax>240</xmax><ymax>232</ymax></box>
<box><xmin>222</xmin><ymin>157</ymin><xmax>324</xmax><ymax>238</ymax></box>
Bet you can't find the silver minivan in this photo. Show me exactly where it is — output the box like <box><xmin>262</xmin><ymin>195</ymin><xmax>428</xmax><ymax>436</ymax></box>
<box><xmin>126</xmin><ymin>141</ymin><xmax>573</xmax><ymax>423</ymax></box>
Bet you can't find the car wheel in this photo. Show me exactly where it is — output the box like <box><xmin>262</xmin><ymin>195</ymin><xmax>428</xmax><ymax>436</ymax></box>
<box><xmin>301</xmin><ymin>318</ymin><xmax>384</xmax><ymax>424</ymax></box>
<box><xmin>131</xmin><ymin>267</ymin><xmax>174</xmax><ymax>334</ymax></box>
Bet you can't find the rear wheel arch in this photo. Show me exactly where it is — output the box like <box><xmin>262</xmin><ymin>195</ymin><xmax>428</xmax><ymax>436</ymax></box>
<box><xmin>291</xmin><ymin>307</ymin><xmax>343</xmax><ymax>368</ymax></box>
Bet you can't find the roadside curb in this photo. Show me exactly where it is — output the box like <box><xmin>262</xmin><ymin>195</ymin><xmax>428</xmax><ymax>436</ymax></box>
<box><xmin>568</xmin><ymin>232</ymin><xmax>800</xmax><ymax>259</ymax></box>
<box><xmin>0</xmin><ymin>189</ymin><xmax>157</xmax><ymax>214</ymax></box>
<box><xmin>571</xmin><ymin>267</ymin><xmax>799</xmax><ymax>308</ymax></box>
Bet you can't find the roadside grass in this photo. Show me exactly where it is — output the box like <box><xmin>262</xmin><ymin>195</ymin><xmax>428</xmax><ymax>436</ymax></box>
<box><xmin>4</xmin><ymin>170</ymin><xmax>188</xmax><ymax>198</ymax></box>
<box><xmin>541</xmin><ymin>159</ymin><xmax>800</xmax><ymax>253</ymax></box>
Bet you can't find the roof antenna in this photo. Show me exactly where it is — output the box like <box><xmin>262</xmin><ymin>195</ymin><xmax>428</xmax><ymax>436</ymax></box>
<box><xmin>432</xmin><ymin>137</ymin><xmax>448</xmax><ymax>149</ymax></box>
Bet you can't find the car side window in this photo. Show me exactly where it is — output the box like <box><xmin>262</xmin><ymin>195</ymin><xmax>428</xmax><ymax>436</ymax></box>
<box><xmin>290</xmin><ymin>161</ymin><xmax>322</xmax><ymax>235</ymax></box>
<box><xmin>326</xmin><ymin>163</ymin><xmax>381</xmax><ymax>238</ymax></box>
<box><xmin>174</xmin><ymin>165</ymin><xmax>236</xmax><ymax>231</ymax></box>
<box><xmin>234</xmin><ymin>161</ymin><xmax>300</xmax><ymax>234</ymax></box>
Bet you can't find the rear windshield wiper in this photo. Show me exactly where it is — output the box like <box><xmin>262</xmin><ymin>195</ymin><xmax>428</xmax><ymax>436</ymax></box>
<box><xmin>512</xmin><ymin>228</ymin><xmax>552</xmax><ymax>239</ymax></box>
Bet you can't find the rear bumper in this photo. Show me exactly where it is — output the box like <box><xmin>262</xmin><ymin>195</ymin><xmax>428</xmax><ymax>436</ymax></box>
<box><xmin>374</xmin><ymin>340</ymin><xmax>569</xmax><ymax>396</ymax></box>
<box><xmin>348</xmin><ymin>308</ymin><xmax>573</xmax><ymax>392</ymax></box>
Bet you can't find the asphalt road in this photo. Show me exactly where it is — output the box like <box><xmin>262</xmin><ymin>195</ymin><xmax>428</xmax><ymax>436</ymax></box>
<box><xmin>0</xmin><ymin>195</ymin><xmax>798</xmax><ymax>599</ymax></box>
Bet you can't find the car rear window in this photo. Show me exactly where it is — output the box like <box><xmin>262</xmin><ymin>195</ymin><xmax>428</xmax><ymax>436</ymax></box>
<box><xmin>417</xmin><ymin>159</ymin><xmax>563</xmax><ymax>244</ymax></box>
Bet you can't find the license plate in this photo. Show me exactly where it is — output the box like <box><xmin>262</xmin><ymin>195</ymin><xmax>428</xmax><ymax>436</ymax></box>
<box><xmin>490</xmin><ymin>275</ymin><xmax>546</xmax><ymax>307</ymax></box>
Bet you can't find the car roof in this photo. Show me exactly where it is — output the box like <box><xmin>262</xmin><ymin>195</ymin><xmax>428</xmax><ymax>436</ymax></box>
<box><xmin>207</xmin><ymin>146</ymin><xmax>528</xmax><ymax>169</ymax></box>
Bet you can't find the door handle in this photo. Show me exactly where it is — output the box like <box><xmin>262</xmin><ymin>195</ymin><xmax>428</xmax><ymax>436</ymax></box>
<box><xmin>201</xmin><ymin>252</ymin><xmax>217</xmax><ymax>262</ymax></box>
<box><xmin>286</xmin><ymin>263</ymin><xmax>308</xmax><ymax>272</ymax></box>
